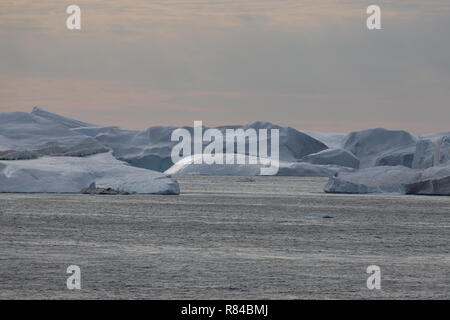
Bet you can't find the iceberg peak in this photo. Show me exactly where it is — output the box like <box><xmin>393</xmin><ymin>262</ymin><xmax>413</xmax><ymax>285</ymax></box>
<box><xmin>31</xmin><ymin>106</ymin><xmax>94</xmax><ymax>129</ymax></box>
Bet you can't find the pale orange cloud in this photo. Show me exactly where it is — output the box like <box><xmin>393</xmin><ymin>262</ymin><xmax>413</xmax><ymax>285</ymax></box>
<box><xmin>1</xmin><ymin>1</ymin><xmax>449</xmax><ymax>134</ymax></box>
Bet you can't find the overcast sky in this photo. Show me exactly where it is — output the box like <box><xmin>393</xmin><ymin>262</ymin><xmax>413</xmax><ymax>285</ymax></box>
<box><xmin>1</xmin><ymin>0</ymin><xmax>449</xmax><ymax>133</ymax></box>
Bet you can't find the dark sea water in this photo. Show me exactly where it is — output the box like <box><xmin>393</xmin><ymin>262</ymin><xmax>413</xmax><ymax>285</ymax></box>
<box><xmin>0</xmin><ymin>176</ymin><xmax>449</xmax><ymax>299</ymax></box>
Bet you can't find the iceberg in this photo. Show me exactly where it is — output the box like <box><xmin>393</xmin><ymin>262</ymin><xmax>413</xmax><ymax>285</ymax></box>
<box><xmin>299</xmin><ymin>148</ymin><xmax>360</xmax><ymax>169</ymax></box>
<box><xmin>374</xmin><ymin>145</ymin><xmax>416</xmax><ymax>168</ymax></box>
<box><xmin>420</xmin><ymin>131</ymin><xmax>450</xmax><ymax>142</ymax></box>
<box><xmin>436</xmin><ymin>137</ymin><xmax>450</xmax><ymax>165</ymax></box>
<box><xmin>324</xmin><ymin>166</ymin><xmax>421</xmax><ymax>194</ymax></box>
<box><xmin>0</xmin><ymin>152</ymin><xmax>179</xmax><ymax>194</ymax></box>
<box><xmin>94</xmin><ymin>125</ymin><xmax>180</xmax><ymax>172</ymax></box>
<box><xmin>92</xmin><ymin>121</ymin><xmax>328</xmax><ymax>172</ymax></box>
<box><xmin>0</xmin><ymin>109</ymin><xmax>108</xmax><ymax>159</ymax></box>
<box><xmin>421</xmin><ymin>164</ymin><xmax>450</xmax><ymax>180</ymax></box>
<box><xmin>31</xmin><ymin>106</ymin><xmax>94</xmax><ymax>128</ymax></box>
<box><xmin>165</xmin><ymin>153</ymin><xmax>354</xmax><ymax>177</ymax></box>
<box><xmin>404</xmin><ymin>175</ymin><xmax>450</xmax><ymax>196</ymax></box>
<box><xmin>323</xmin><ymin>162</ymin><xmax>450</xmax><ymax>195</ymax></box>
<box><xmin>108</xmin><ymin>122</ymin><xmax>328</xmax><ymax>171</ymax></box>
<box><xmin>412</xmin><ymin>136</ymin><xmax>450</xmax><ymax>169</ymax></box>
<box><xmin>342</xmin><ymin>128</ymin><xmax>417</xmax><ymax>168</ymax></box>
<box><xmin>412</xmin><ymin>139</ymin><xmax>436</xmax><ymax>169</ymax></box>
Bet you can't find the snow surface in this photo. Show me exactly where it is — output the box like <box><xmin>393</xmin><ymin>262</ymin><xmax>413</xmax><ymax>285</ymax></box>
<box><xmin>0</xmin><ymin>152</ymin><xmax>179</xmax><ymax>194</ymax></box>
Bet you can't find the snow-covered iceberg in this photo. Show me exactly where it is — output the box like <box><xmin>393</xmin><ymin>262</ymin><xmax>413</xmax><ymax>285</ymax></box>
<box><xmin>0</xmin><ymin>152</ymin><xmax>179</xmax><ymax>194</ymax></box>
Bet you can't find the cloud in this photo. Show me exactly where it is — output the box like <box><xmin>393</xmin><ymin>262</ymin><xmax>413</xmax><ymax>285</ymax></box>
<box><xmin>0</xmin><ymin>0</ymin><xmax>449</xmax><ymax>133</ymax></box>
<box><xmin>3</xmin><ymin>0</ymin><xmax>448</xmax><ymax>35</ymax></box>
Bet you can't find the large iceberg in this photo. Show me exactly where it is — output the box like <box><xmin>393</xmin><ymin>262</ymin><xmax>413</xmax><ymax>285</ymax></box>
<box><xmin>96</xmin><ymin>121</ymin><xmax>328</xmax><ymax>172</ymax></box>
<box><xmin>0</xmin><ymin>152</ymin><xmax>179</xmax><ymax>194</ymax></box>
<box><xmin>67</xmin><ymin>120</ymin><xmax>329</xmax><ymax>172</ymax></box>
<box><xmin>325</xmin><ymin>132</ymin><xmax>450</xmax><ymax>195</ymax></box>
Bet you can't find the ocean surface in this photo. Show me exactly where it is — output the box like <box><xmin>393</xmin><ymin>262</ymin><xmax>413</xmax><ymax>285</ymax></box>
<box><xmin>0</xmin><ymin>176</ymin><xmax>449</xmax><ymax>299</ymax></box>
